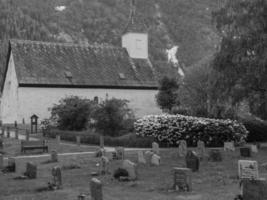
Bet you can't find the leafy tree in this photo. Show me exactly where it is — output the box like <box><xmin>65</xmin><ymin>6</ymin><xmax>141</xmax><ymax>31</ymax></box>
<box><xmin>92</xmin><ymin>98</ymin><xmax>135</xmax><ymax>137</ymax></box>
<box><xmin>50</xmin><ymin>96</ymin><xmax>96</xmax><ymax>131</ymax></box>
<box><xmin>210</xmin><ymin>0</ymin><xmax>267</xmax><ymax>119</ymax></box>
<box><xmin>155</xmin><ymin>76</ymin><xmax>179</xmax><ymax>112</ymax></box>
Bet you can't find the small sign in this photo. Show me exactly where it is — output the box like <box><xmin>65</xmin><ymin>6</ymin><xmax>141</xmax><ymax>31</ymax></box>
<box><xmin>238</xmin><ymin>160</ymin><xmax>259</xmax><ymax>180</ymax></box>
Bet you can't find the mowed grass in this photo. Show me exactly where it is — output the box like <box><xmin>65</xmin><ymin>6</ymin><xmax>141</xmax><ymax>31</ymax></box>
<box><xmin>1</xmin><ymin>146</ymin><xmax>267</xmax><ymax>200</ymax></box>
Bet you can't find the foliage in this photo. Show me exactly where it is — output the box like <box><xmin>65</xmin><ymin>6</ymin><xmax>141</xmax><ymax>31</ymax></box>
<box><xmin>210</xmin><ymin>0</ymin><xmax>267</xmax><ymax>119</ymax></box>
<box><xmin>155</xmin><ymin>77</ymin><xmax>179</xmax><ymax>112</ymax></box>
<box><xmin>242</xmin><ymin>116</ymin><xmax>267</xmax><ymax>142</ymax></box>
<box><xmin>50</xmin><ymin>96</ymin><xmax>96</xmax><ymax>131</ymax></box>
<box><xmin>92</xmin><ymin>98</ymin><xmax>135</xmax><ymax>137</ymax></box>
<box><xmin>134</xmin><ymin>114</ymin><xmax>248</xmax><ymax>147</ymax></box>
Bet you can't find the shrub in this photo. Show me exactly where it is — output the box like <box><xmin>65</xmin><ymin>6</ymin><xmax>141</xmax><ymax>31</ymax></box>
<box><xmin>92</xmin><ymin>98</ymin><xmax>135</xmax><ymax>137</ymax></box>
<box><xmin>134</xmin><ymin>114</ymin><xmax>248</xmax><ymax>147</ymax></box>
<box><xmin>50</xmin><ymin>96</ymin><xmax>96</xmax><ymax>131</ymax></box>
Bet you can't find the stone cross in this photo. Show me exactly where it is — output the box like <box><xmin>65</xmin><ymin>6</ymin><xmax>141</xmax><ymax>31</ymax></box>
<box><xmin>178</xmin><ymin>140</ymin><xmax>187</xmax><ymax>157</ymax></box>
<box><xmin>238</xmin><ymin>160</ymin><xmax>259</xmax><ymax>180</ymax></box>
<box><xmin>240</xmin><ymin>147</ymin><xmax>251</xmax><ymax>157</ymax></box>
<box><xmin>7</xmin><ymin>157</ymin><xmax>16</xmax><ymax>172</ymax></box>
<box><xmin>51</xmin><ymin>166</ymin><xmax>62</xmax><ymax>189</ymax></box>
<box><xmin>25</xmin><ymin>162</ymin><xmax>37</xmax><ymax>179</ymax></box>
<box><xmin>197</xmin><ymin>140</ymin><xmax>205</xmax><ymax>159</ymax></box>
<box><xmin>90</xmin><ymin>178</ymin><xmax>103</xmax><ymax>200</ymax></box>
<box><xmin>173</xmin><ymin>167</ymin><xmax>192</xmax><ymax>192</ymax></box>
<box><xmin>0</xmin><ymin>154</ymin><xmax>3</xmax><ymax>169</ymax></box>
<box><xmin>137</xmin><ymin>151</ymin><xmax>146</xmax><ymax>164</ymax></box>
<box><xmin>51</xmin><ymin>150</ymin><xmax>58</xmax><ymax>162</ymax></box>
<box><xmin>99</xmin><ymin>156</ymin><xmax>109</xmax><ymax>175</ymax></box>
<box><xmin>151</xmin><ymin>154</ymin><xmax>160</xmax><ymax>166</ymax></box>
<box><xmin>76</xmin><ymin>136</ymin><xmax>81</xmax><ymax>146</ymax></box>
<box><xmin>224</xmin><ymin>141</ymin><xmax>235</xmax><ymax>151</ymax></box>
<box><xmin>144</xmin><ymin>151</ymin><xmax>154</xmax><ymax>165</ymax></box>
<box><xmin>185</xmin><ymin>151</ymin><xmax>199</xmax><ymax>172</ymax></box>
<box><xmin>251</xmin><ymin>144</ymin><xmax>258</xmax><ymax>153</ymax></box>
<box><xmin>152</xmin><ymin>142</ymin><xmax>159</xmax><ymax>155</ymax></box>
<box><xmin>122</xmin><ymin>159</ymin><xmax>137</xmax><ymax>180</ymax></box>
<box><xmin>208</xmin><ymin>149</ymin><xmax>222</xmax><ymax>162</ymax></box>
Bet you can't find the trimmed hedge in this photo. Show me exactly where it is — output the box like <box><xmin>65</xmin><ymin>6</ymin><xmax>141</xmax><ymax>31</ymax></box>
<box><xmin>242</xmin><ymin>118</ymin><xmax>267</xmax><ymax>142</ymax></box>
<box><xmin>45</xmin><ymin>129</ymin><xmax>153</xmax><ymax>148</ymax></box>
<box><xmin>134</xmin><ymin>114</ymin><xmax>248</xmax><ymax>147</ymax></box>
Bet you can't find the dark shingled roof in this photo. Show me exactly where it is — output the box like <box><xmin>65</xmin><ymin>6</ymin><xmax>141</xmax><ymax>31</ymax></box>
<box><xmin>7</xmin><ymin>39</ymin><xmax>166</xmax><ymax>89</ymax></box>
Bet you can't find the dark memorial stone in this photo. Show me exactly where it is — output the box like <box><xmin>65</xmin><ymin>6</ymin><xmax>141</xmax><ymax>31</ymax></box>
<box><xmin>173</xmin><ymin>167</ymin><xmax>192</xmax><ymax>192</ymax></box>
<box><xmin>24</xmin><ymin>162</ymin><xmax>37</xmax><ymax>179</ymax></box>
<box><xmin>7</xmin><ymin>157</ymin><xmax>16</xmax><ymax>172</ymax></box>
<box><xmin>240</xmin><ymin>147</ymin><xmax>251</xmax><ymax>157</ymax></box>
<box><xmin>209</xmin><ymin>149</ymin><xmax>222</xmax><ymax>162</ymax></box>
<box><xmin>185</xmin><ymin>150</ymin><xmax>199</xmax><ymax>172</ymax></box>
<box><xmin>242</xmin><ymin>179</ymin><xmax>267</xmax><ymax>200</ymax></box>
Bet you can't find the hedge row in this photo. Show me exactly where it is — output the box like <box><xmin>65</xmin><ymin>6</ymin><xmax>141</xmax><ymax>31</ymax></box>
<box><xmin>45</xmin><ymin>129</ymin><xmax>153</xmax><ymax>148</ymax></box>
<box><xmin>134</xmin><ymin>114</ymin><xmax>248</xmax><ymax>147</ymax></box>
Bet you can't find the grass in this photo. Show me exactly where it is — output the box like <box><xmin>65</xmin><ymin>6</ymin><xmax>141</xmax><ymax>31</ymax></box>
<box><xmin>1</xmin><ymin>145</ymin><xmax>267</xmax><ymax>200</ymax></box>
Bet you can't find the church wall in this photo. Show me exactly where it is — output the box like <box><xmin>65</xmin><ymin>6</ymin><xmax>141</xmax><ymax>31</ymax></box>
<box><xmin>0</xmin><ymin>52</ymin><xmax>19</xmax><ymax>124</ymax></box>
<box><xmin>17</xmin><ymin>87</ymin><xmax>162</xmax><ymax>124</ymax></box>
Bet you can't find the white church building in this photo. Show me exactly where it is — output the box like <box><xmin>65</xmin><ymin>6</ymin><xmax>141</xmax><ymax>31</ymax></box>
<box><xmin>0</xmin><ymin>4</ymin><xmax>177</xmax><ymax>124</ymax></box>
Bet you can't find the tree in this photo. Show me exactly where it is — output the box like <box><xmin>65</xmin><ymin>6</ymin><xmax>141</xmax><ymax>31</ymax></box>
<box><xmin>209</xmin><ymin>0</ymin><xmax>267</xmax><ymax>119</ymax></box>
<box><xmin>155</xmin><ymin>76</ymin><xmax>179</xmax><ymax>112</ymax></box>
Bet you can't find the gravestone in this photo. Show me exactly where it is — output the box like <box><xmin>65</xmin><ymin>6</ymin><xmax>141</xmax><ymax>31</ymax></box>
<box><xmin>51</xmin><ymin>166</ymin><xmax>62</xmax><ymax>189</ymax></box>
<box><xmin>240</xmin><ymin>147</ymin><xmax>251</xmax><ymax>157</ymax></box>
<box><xmin>152</xmin><ymin>142</ymin><xmax>159</xmax><ymax>155</ymax></box>
<box><xmin>6</xmin><ymin>127</ymin><xmax>10</xmax><ymax>138</ymax></box>
<box><xmin>173</xmin><ymin>167</ymin><xmax>192</xmax><ymax>192</ymax></box>
<box><xmin>197</xmin><ymin>140</ymin><xmax>205</xmax><ymax>159</ymax></box>
<box><xmin>95</xmin><ymin>148</ymin><xmax>105</xmax><ymax>158</ymax></box>
<box><xmin>208</xmin><ymin>149</ymin><xmax>222</xmax><ymax>162</ymax></box>
<box><xmin>51</xmin><ymin>150</ymin><xmax>58</xmax><ymax>162</ymax></box>
<box><xmin>238</xmin><ymin>160</ymin><xmax>259</xmax><ymax>179</ymax></box>
<box><xmin>250</xmin><ymin>145</ymin><xmax>258</xmax><ymax>153</ymax></box>
<box><xmin>76</xmin><ymin>136</ymin><xmax>81</xmax><ymax>146</ymax></box>
<box><xmin>1</xmin><ymin>127</ymin><xmax>4</xmax><ymax>137</ymax></box>
<box><xmin>90</xmin><ymin>178</ymin><xmax>103</xmax><ymax>200</ymax></box>
<box><xmin>185</xmin><ymin>151</ymin><xmax>199</xmax><ymax>172</ymax></box>
<box><xmin>224</xmin><ymin>141</ymin><xmax>235</xmax><ymax>151</ymax></box>
<box><xmin>26</xmin><ymin>129</ymin><xmax>30</xmax><ymax>141</ymax></box>
<box><xmin>242</xmin><ymin>179</ymin><xmax>267</xmax><ymax>200</ymax></box>
<box><xmin>15</xmin><ymin>128</ymin><xmax>19</xmax><ymax>139</ymax></box>
<box><xmin>56</xmin><ymin>135</ymin><xmax>61</xmax><ymax>144</ymax></box>
<box><xmin>137</xmin><ymin>151</ymin><xmax>146</xmax><ymax>164</ymax></box>
<box><xmin>0</xmin><ymin>139</ymin><xmax>3</xmax><ymax>150</ymax></box>
<box><xmin>99</xmin><ymin>156</ymin><xmax>109</xmax><ymax>175</ymax></box>
<box><xmin>114</xmin><ymin>147</ymin><xmax>124</xmax><ymax>160</ymax></box>
<box><xmin>122</xmin><ymin>159</ymin><xmax>137</xmax><ymax>180</ymax></box>
<box><xmin>151</xmin><ymin>154</ymin><xmax>160</xmax><ymax>166</ymax></box>
<box><xmin>178</xmin><ymin>140</ymin><xmax>187</xmax><ymax>157</ymax></box>
<box><xmin>144</xmin><ymin>151</ymin><xmax>154</xmax><ymax>165</ymax></box>
<box><xmin>0</xmin><ymin>154</ymin><xmax>3</xmax><ymax>169</ymax></box>
<box><xmin>25</xmin><ymin>162</ymin><xmax>37</xmax><ymax>179</ymax></box>
<box><xmin>77</xmin><ymin>194</ymin><xmax>86</xmax><ymax>200</ymax></box>
<box><xmin>7</xmin><ymin>157</ymin><xmax>16</xmax><ymax>172</ymax></box>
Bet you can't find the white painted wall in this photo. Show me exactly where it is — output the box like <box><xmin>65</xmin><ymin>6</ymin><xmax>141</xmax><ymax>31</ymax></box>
<box><xmin>16</xmin><ymin>87</ymin><xmax>161</xmax><ymax>124</ymax></box>
<box><xmin>0</xmin><ymin>52</ymin><xmax>19</xmax><ymax>124</ymax></box>
<box><xmin>122</xmin><ymin>33</ymin><xmax>148</xmax><ymax>59</ymax></box>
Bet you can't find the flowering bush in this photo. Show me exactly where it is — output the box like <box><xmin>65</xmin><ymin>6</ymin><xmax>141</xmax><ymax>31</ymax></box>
<box><xmin>134</xmin><ymin>114</ymin><xmax>248</xmax><ymax>147</ymax></box>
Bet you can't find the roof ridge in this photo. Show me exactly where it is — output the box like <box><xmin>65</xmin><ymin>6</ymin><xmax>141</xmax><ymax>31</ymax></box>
<box><xmin>9</xmin><ymin>39</ymin><xmax>122</xmax><ymax>50</ymax></box>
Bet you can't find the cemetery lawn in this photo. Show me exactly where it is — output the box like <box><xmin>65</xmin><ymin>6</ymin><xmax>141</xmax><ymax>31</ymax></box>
<box><xmin>1</xmin><ymin>147</ymin><xmax>267</xmax><ymax>200</ymax></box>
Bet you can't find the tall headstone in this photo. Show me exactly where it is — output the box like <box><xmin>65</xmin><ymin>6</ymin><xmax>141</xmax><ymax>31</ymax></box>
<box><xmin>197</xmin><ymin>140</ymin><xmax>205</xmax><ymax>159</ymax></box>
<box><xmin>151</xmin><ymin>154</ymin><xmax>160</xmax><ymax>166</ymax></box>
<box><xmin>224</xmin><ymin>141</ymin><xmax>235</xmax><ymax>151</ymax></box>
<box><xmin>90</xmin><ymin>178</ymin><xmax>103</xmax><ymax>200</ymax></box>
<box><xmin>122</xmin><ymin>159</ymin><xmax>137</xmax><ymax>180</ymax></box>
<box><xmin>152</xmin><ymin>142</ymin><xmax>159</xmax><ymax>155</ymax></box>
<box><xmin>144</xmin><ymin>151</ymin><xmax>154</xmax><ymax>165</ymax></box>
<box><xmin>238</xmin><ymin>160</ymin><xmax>259</xmax><ymax>180</ymax></box>
<box><xmin>208</xmin><ymin>149</ymin><xmax>222</xmax><ymax>162</ymax></box>
<box><xmin>52</xmin><ymin>166</ymin><xmax>62</xmax><ymax>189</ymax></box>
<box><xmin>0</xmin><ymin>154</ymin><xmax>3</xmax><ymax>169</ymax></box>
<box><xmin>240</xmin><ymin>147</ymin><xmax>251</xmax><ymax>157</ymax></box>
<box><xmin>51</xmin><ymin>150</ymin><xmax>58</xmax><ymax>162</ymax></box>
<box><xmin>242</xmin><ymin>179</ymin><xmax>267</xmax><ymax>200</ymax></box>
<box><xmin>25</xmin><ymin>162</ymin><xmax>37</xmax><ymax>179</ymax></box>
<box><xmin>76</xmin><ymin>136</ymin><xmax>81</xmax><ymax>146</ymax></box>
<box><xmin>0</xmin><ymin>139</ymin><xmax>3</xmax><ymax>150</ymax></box>
<box><xmin>56</xmin><ymin>135</ymin><xmax>61</xmax><ymax>144</ymax></box>
<box><xmin>137</xmin><ymin>151</ymin><xmax>146</xmax><ymax>164</ymax></box>
<box><xmin>15</xmin><ymin>128</ymin><xmax>19</xmax><ymax>139</ymax></box>
<box><xmin>178</xmin><ymin>140</ymin><xmax>187</xmax><ymax>157</ymax></box>
<box><xmin>173</xmin><ymin>167</ymin><xmax>192</xmax><ymax>192</ymax></box>
<box><xmin>1</xmin><ymin>127</ymin><xmax>4</xmax><ymax>137</ymax></box>
<box><xmin>99</xmin><ymin>156</ymin><xmax>109</xmax><ymax>175</ymax></box>
<box><xmin>6</xmin><ymin>127</ymin><xmax>10</xmax><ymax>138</ymax></box>
<box><xmin>26</xmin><ymin>129</ymin><xmax>30</xmax><ymax>141</ymax></box>
<box><xmin>185</xmin><ymin>151</ymin><xmax>199</xmax><ymax>172</ymax></box>
<box><xmin>115</xmin><ymin>147</ymin><xmax>125</xmax><ymax>160</ymax></box>
<box><xmin>7</xmin><ymin>157</ymin><xmax>16</xmax><ymax>172</ymax></box>
<box><xmin>251</xmin><ymin>145</ymin><xmax>258</xmax><ymax>153</ymax></box>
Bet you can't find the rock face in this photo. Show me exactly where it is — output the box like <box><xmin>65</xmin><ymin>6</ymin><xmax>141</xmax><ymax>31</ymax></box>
<box><xmin>122</xmin><ymin>160</ymin><xmax>137</xmax><ymax>180</ymax></box>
